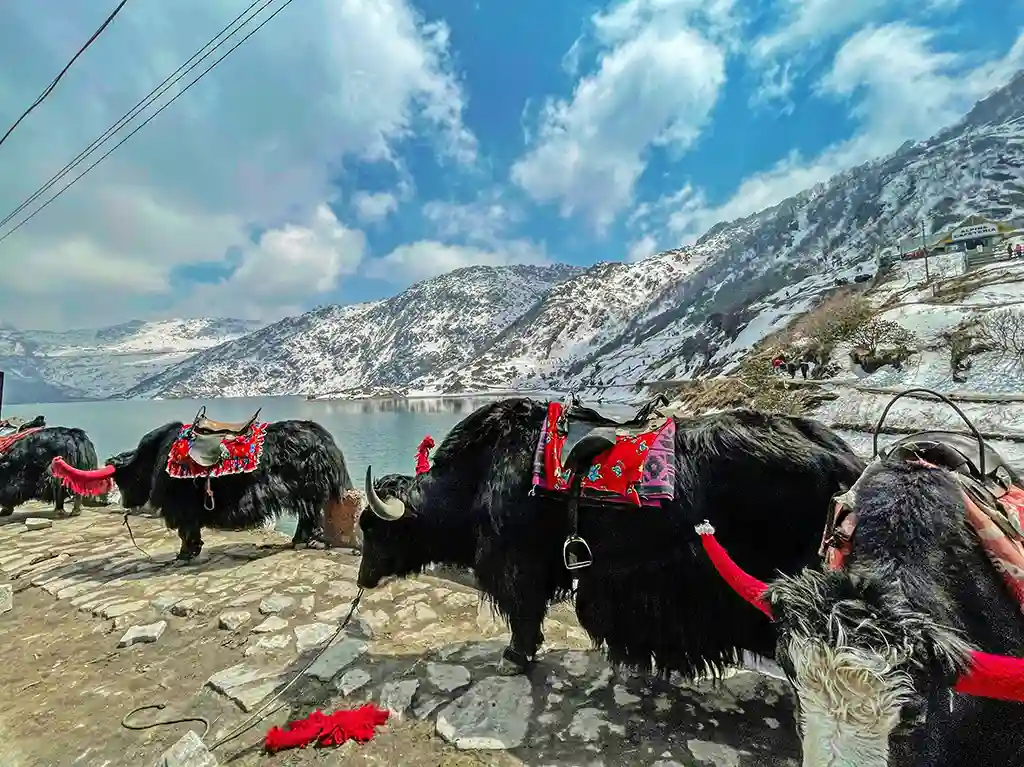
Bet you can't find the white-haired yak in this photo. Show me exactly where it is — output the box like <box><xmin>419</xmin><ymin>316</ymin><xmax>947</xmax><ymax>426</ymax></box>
<box><xmin>698</xmin><ymin>398</ymin><xmax>1024</xmax><ymax>766</ymax></box>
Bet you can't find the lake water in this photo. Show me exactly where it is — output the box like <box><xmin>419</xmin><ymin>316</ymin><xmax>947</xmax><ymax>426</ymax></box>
<box><xmin>3</xmin><ymin>394</ymin><xmax>635</xmax><ymax>535</ymax></box>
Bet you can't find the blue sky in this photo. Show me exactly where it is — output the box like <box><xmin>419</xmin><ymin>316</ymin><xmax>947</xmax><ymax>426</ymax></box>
<box><xmin>0</xmin><ymin>0</ymin><xmax>1021</xmax><ymax>329</ymax></box>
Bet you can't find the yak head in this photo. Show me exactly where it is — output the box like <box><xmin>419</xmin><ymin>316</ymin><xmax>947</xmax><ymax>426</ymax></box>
<box><xmin>357</xmin><ymin>470</ymin><xmax>421</xmax><ymax>588</ymax></box>
<box><xmin>766</xmin><ymin>569</ymin><xmax>973</xmax><ymax>767</ymax></box>
<box><xmin>109</xmin><ymin>423</ymin><xmax>181</xmax><ymax>508</ymax></box>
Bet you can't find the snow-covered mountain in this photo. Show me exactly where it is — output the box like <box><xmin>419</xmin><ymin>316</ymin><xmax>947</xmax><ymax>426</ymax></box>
<box><xmin>0</xmin><ymin>318</ymin><xmax>263</xmax><ymax>402</ymax></box>
<box><xmin>132</xmin><ymin>70</ymin><xmax>1024</xmax><ymax>401</ymax></box>
<box><xmin>124</xmin><ymin>265</ymin><xmax>582</xmax><ymax>398</ymax></box>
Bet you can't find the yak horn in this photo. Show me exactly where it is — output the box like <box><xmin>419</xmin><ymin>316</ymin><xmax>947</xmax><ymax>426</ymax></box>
<box><xmin>695</xmin><ymin>521</ymin><xmax>774</xmax><ymax>619</ymax></box>
<box><xmin>955</xmin><ymin>649</ymin><xmax>1024</xmax><ymax>702</ymax></box>
<box><xmin>50</xmin><ymin>457</ymin><xmax>116</xmax><ymax>497</ymax></box>
<box><xmin>364</xmin><ymin>465</ymin><xmax>406</xmax><ymax>521</ymax></box>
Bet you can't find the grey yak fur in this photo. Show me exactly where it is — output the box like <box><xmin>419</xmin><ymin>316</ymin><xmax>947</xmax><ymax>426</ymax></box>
<box><xmin>0</xmin><ymin>426</ymin><xmax>98</xmax><ymax>517</ymax></box>
<box><xmin>109</xmin><ymin>420</ymin><xmax>353</xmax><ymax>561</ymax></box>
<box><xmin>358</xmin><ymin>397</ymin><xmax>865</xmax><ymax>678</ymax></box>
<box><xmin>765</xmin><ymin>459</ymin><xmax>1024</xmax><ymax>766</ymax></box>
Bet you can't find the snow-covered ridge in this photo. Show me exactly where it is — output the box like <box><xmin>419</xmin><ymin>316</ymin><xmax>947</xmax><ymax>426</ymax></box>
<box><xmin>0</xmin><ymin>318</ymin><xmax>264</xmax><ymax>402</ymax></box>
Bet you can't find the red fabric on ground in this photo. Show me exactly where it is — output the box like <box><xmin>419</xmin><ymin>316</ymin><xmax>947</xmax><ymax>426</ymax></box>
<box><xmin>264</xmin><ymin>704</ymin><xmax>390</xmax><ymax>753</ymax></box>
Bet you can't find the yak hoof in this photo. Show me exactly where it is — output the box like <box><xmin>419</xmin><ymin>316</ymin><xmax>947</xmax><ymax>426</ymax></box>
<box><xmin>497</xmin><ymin>648</ymin><xmax>530</xmax><ymax>676</ymax></box>
<box><xmin>0</xmin><ymin>507</ymin><xmax>12</xmax><ymax>517</ymax></box>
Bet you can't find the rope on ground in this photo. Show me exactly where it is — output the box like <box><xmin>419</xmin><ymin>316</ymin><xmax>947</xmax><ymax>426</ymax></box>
<box><xmin>121</xmin><ymin>513</ymin><xmax>153</xmax><ymax>559</ymax></box>
<box><xmin>119</xmin><ymin>588</ymin><xmax>364</xmax><ymax>754</ymax></box>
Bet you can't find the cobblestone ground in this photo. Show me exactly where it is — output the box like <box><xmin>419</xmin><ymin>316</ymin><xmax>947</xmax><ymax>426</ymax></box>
<box><xmin>0</xmin><ymin>503</ymin><xmax>799</xmax><ymax>767</ymax></box>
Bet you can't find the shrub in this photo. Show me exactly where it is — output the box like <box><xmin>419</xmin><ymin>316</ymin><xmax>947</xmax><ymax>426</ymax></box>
<box><xmin>849</xmin><ymin>318</ymin><xmax>917</xmax><ymax>353</ymax></box>
<box><xmin>977</xmin><ymin>308</ymin><xmax>1024</xmax><ymax>363</ymax></box>
<box><xmin>791</xmin><ymin>292</ymin><xmax>875</xmax><ymax>348</ymax></box>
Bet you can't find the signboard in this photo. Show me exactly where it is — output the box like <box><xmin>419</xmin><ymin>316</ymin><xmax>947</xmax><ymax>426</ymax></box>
<box><xmin>950</xmin><ymin>222</ymin><xmax>999</xmax><ymax>242</ymax></box>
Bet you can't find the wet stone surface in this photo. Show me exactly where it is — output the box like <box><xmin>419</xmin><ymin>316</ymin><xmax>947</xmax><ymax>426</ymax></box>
<box><xmin>0</xmin><ymin>502</ymin><xmax>800</xmax><ymax>766</ymax></box>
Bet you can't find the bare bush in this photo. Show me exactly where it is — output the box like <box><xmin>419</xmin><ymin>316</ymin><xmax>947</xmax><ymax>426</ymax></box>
<box><xmin>849</xmin><ymin>318</ymin><xmax>917</xmax><ymax>353</ymax></box>
<box><xmin>978</xmin><ymin>309</ymin><xmax>1024</xmax><ymax>362</ymax></box>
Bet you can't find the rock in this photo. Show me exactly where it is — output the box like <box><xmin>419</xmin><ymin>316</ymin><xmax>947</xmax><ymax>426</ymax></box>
<box><xmin>244</xmin><ymin>633</ymin><xmax>292</xmax><ymax>656</ymax></box>
<box><xmin>218</xmin><ymin>610</ymin><xmax>251</xmax><ymax>631</ymax></box>
<box><xmin>336</xmin><ymin>668</ymin><xmax>372</xmax><ymax>696</ymax></box>
<box><xmin>294</xmin><ymin>622</ymin><xmax>335</xmax><ymax>654</ymax></box>
<box><xmin>251</xmin><ymin>616</ymin><xmax>288</xmax><ymax>634</ymax></box>
<box><xmin>228</xmin><ymin>590</ymin><xmax>265</xmax><ymax>607</ymax></box>
<box><xmin>151</xmin><ymin>593</ymin><xmax>184</xmax><ymax>613</ymax></box>
<box><xmin>170</xmin><ymin>598</ymin><xmax>204</xmax><ymax>618</ymax></box>
<box><xmin>23</xmin><ymin>518</ymin><xmax>52</xmax><ymax>531</ymax></box>
<box><xmin>117</xmin><ymin>620</ymin><xmax>167</xmax><ymax>648</ymax></box>
<box><xmin>102</xmin><ymin>600</ymin><xmax>151</xmax><ymax>620</ymax></box>
<box><xmin>379</xmin><ymin>679</ymin><xmax>420</xmax><ymax>719</ymax></box>
<box><xmin>206</xmin><ymin>663</ymin><xmax>289</xmax><ymax>713</ymax></box>
<box><xmin>258</xmin><ymin>594</ymin><xmax>295</xmax><ymax>616</ymax></box>
<box><xmin>687</xmin><ymin>740</ymin><xmax>744</xmax><ymax>767</ymax></box>
<box><xmin>299</xmin><ymin>595</ymin><xmax>315</xmax><ymax>613</ymax></box>
<box><xmin>426</xmin><ymin>663</ymin><xmax>471</xmax><ymax>693</ymax></box>
<box><xmin>304</xmin><ymin>638</ymin><xmax>368</xmax><ymax>682</ymax></box>
<box><xmin>0</xmin><ymin>584</ymin><xmax>11</xmax><ymax>615</ymax></box>
<box><xmin>436</xmin><ymin>676</ymin><xmax>533</xmax><ymax>750</ymax></box>
<box><xmin>325</xmin><ymin>581</ymin><xmax>359</xmax><ymax>600</ymax></box>
<box><xmin>155</xmin><ymin>729</ymin><xmax>218</xmax><ymax>767</ymax></box>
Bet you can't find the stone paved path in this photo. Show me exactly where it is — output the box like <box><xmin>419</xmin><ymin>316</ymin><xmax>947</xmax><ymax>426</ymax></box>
<box><xmin>0</xmin><ymin>502</ymin><xmax>799</xmax><ymax>766</ymax></box>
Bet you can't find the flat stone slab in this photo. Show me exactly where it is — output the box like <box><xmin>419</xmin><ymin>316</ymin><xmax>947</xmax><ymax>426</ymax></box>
<box><xmin>251</xmin><ymin>616</ymin><xmax>288</xmax><ymax>634</ymax></box>
<box><xmin>23</xmin><ymin>518</ymin><xmax>52</xmax><ymax>531</ymax></box>
<box><xmin>117</xmin><ymin>620</ymin><xmax>167</xmax><ymax>648</ymax></box>
<box><xmin>294</xmin><ymin>622</ymin><xmax>335</xmax><ymax>654</ymax></box>
<box><xmin>206</xmin><ymin>663</ymin><xmax>289</xmax><ymax>713</ymax></box>
<box><xmin>426</xmin><ymin>663</ymin><xmax>471</xmax><ymax>693</ymax></box>
<box><xmin>0</xmin><ymin>583</ymin><xmax>12</xmax><ymax>615</ymax></box>
<box><xmin>218</xmin><ymin>610</ymin><xmax>251</xmax><ymax>631</ymax></box>
<box><xmin>380</xmin><ymin>679</ymin><xmax>421</xmax><ymax>719</ymax></box>
<box><xmin>337</xmin><ymin>668</ymin><xmax>372</xmax><ymax>696</ymax></box>
<box><xmin>436</xmin><ymin>676</ymin><xmax>533</xmax><ymax>750</ymax></box>
<box><xmin>258</xmin><ymin>595</ymin><xmax>295</xmax><ymax>615</ymax></box>
<box><xmin>155</xmin><ymin>729</ymin><xmax>218</xmax><ymax>767</ymax></box>
<box><xmin>303</xmin><ymin>637</ymin><xmax>368</xmax><ymax>682</ymax></box>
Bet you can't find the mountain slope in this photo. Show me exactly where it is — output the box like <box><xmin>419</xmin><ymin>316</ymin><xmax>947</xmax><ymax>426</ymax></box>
<box><xmin>0</xmin><ymin>319</ymin><xmax>263</xmax><ymax>402</ymax></box>
<box><xmin>125</xmin><ymin>265</ymin><xmax>583</xmax><ymax>398</ymax></box>
<box><xmin>129</xmin><ymin>69</ymin><xmax>1024</xmax><ymax>401</ymax></box>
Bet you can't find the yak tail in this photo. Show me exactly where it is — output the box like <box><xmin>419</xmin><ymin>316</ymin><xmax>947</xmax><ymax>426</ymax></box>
<box><xmin>51</xmin><ymin>458</ymin><xmax>114</xmax><ymax>497</ymax></box>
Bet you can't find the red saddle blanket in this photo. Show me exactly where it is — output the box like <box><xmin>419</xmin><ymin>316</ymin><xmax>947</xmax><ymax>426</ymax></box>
<box><xmin>531</xmin><ymin>401</ymin><xmax>675</xmax><ymax>507</ymax></box>
<box><xmin>166</xmin><ymin>422</ymin><xmax>268</xmax><ymax>479</ymax></box>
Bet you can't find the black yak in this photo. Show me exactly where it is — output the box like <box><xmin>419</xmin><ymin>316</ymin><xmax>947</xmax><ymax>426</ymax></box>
<box><xmin>52</xmin><ymin>413</ymin><xmax>352</xmax><ymax>561</ymax></box>
<box><xmin>697</xmin><ymin>438</ymin><xmax>1024</xmax><ymax>766</ymax></box>
<box><xmin>0</xmin><ymin>424</ymin><xmax>98</xmax><ymax>517</ymax></box>
<box><xmin>358</xmin><ymin>396</ymin><xmax>864</xmax><ymax>677</ymax></box>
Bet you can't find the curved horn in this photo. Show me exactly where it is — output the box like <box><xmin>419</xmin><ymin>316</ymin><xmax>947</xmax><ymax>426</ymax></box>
<box><xmin>695</xmin><ymin>521</ymin><xmax>774</xmax><ymax>619</ymax></box>
<box><xmin>955</xmin><ymin>649</ymin><xmax>1024</xmax><ymax>702</ymax></box>
<box><xmin>50</xmin><ymin>457</ymin><xmax>116</xmax><ymax>497</ymax></box>
<box><xmin>364</xmin><ymin>465</ymin><xmax>406</xmax><ymax>521</ymax></box>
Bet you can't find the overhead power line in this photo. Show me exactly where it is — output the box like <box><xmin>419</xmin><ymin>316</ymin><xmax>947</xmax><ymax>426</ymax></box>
<box><xmin>0</xmin><ymin>0</ymin><xmax>278</xmax><ymax>235</ymax></box>
<box><xmin>0</xmin><ymin>0</ymin><xmax>131</xmax><ymax>150</ymax></box>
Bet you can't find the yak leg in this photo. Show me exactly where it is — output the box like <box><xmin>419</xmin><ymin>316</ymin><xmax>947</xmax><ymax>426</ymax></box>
<box><xmin>497</xmin><ymin>608</ymin><xmax>547</xmax><ymax>676</ymax></box>
<box><xmin>292</xmin><ymin>510</ymin><xmax>328</xmax><ymax>549</ymax></box>
<box><xmin>71</xmin><ymin>494</ymin><xmax>82</xmax><ymax>516</ymax></box>
<box><xmin>175</xmin><ymin>522</ymin><xmax>204</xmax><ymax>561</ymax></box>
<box><xmin>480</xmin><ymin>553</ymin><xmax>550</xmax><ymax>675</ymax></box>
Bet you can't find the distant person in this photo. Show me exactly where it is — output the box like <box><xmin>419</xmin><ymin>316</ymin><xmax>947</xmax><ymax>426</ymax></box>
<box><xmin>1017</xmin><ymin>244</ymin><xmax>1023</xmax><ymax>258</ymax></box>
<box><xmin>1009</xmin><ymin>242</ymin><xmax>1014</xmax><ymax>259</ymax></box>
<box><xmin>799</xmin><ymin>362</ymin><xmax>809</xmax><ymax>379</ymax></box>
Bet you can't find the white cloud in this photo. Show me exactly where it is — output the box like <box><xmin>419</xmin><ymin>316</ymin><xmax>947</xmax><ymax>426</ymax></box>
<box><xmin>353</xmin><ymin>192</ymin><xmax>400</xmax><ymax>223</ymax></box>
<box><xmin>177</xmin><ymin>204</ymin><xmax>366</xmax><ymax>321</ymax></box>
<box><xmin>364</xmin><ymin>239</ymin><xmax>550</xmax><ymax>285</ymax></box>
<box><xmin>511</xmin><ymin>0</ymin><xmax>729</xmax><ymax>231</ymax></box>
<box><xmin>626</xmin><ymin>234</ymin><xmax>658</xmax><ymax>261</ymax></box>
<box><xmin>640</xmin><ymin>24</ymin><xmax>1024</xmax><ymax>243</ymax></box>
<box><xmin>422</xmin><ymin>194</ymin><xmax>522</xmax><ymax>245</ymax></box>
<box><xmin>0</xmin><ymin>0</ymin><xmax>475</xmax><ymax>328</ymax></box>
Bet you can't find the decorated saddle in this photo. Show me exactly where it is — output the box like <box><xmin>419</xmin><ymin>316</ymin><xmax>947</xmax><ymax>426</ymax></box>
<box><xmin>0</xmin><ymin>415</ymin><xmax>45</xmax><ymax>455</ymax></box>
<box><xmin>531</xmin><ymin>395</ymin><xmax>676</xmax><ymax>507</ymax></box>
<box><xmin>166</xmin><ymin>406</ymin><xmax>267</xmax><ymax>483</ymax></box>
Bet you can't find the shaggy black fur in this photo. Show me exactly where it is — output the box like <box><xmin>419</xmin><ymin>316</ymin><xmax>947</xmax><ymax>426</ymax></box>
<box><xmin>358</xmin><ymin>397</ymin><xmax>864</xmax><ymax>677</ymax></box>
<box><xmin>766</xmin><ymin>459</ymin><xmax>1024</xmax><ymax>766</ymax></box>
<box><xmin>110</xmin><ymin>420</ymin><xmax>352</xmax><ymax>560</ymax></box>
<box><xmin>0</xmin><ymin>427</ymin><xmax>99</xmax><ymax>516</ymax></box>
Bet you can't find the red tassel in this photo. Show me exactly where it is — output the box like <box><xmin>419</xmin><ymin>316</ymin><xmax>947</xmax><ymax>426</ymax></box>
<box><xmin>264</xmin><ymin>704</ymin><xmax>390</xmax><ymax>753</ymax></box>
<box><xmin>695</xmin><ymin>522</ymin><xmax>774</xmax><ymax>619</ymax></box>
<box><xmin>955</xmin><ymin>649</ymin><xmax>1024</xmax><ymax>702</ymax></box>
<box><xmin>49</xmin><ymin>457</ymin><xmax>115</xmax><ymax>497</ymax></box>
<box><xmin>415</xmin><ymin>435</ymin><xmax>434</xmax><ymax>475</ymax></box>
